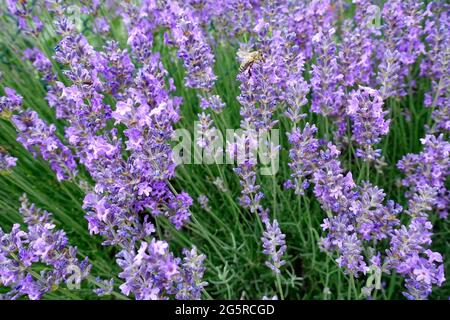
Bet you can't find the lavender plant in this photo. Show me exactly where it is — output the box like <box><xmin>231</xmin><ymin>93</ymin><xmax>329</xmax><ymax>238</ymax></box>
<box><xmin>0</xmin><ymin>0</ymin><xmax>449</xmax><ymax>300</ymax></box>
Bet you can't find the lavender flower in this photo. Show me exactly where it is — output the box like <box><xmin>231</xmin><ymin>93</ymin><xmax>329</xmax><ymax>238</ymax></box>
<box><xmin>177</xmin><ymin>247</ymin><xmax>208</xmax><ymax>300</ymax></box>
<box><xmin>199</xmin><ymin>94</ymin><xmax>225</xmax><ymax>113</ymax></box>
<box><xmin>116</xmin><ymin>240</ymin><xmax>182</xmax><ymax>300</ymax></box>
<box><xmin>421</xmin><ymin>2</ymin><xmax>449</xmax><ymax>133</ymax></box>
<box><xmin>347</xmin><ymin>86</ymin><xmax>390</xmax><ymax>161</ymax></box>
<box><xmin>377</xmin><ymin>49</ymin><xmax>402</xmax><ymax>100</ymax></box>
<box><xmin>397</xmin><ymin>134</ymin><xmax>450</xmax><ymax>218</ymax></box>
<box><xmin>2</xmin><ymin>0</ymin><xmax>446</xmax><ymax>301</ymax></box>
<box><xmin>23</xmin><ymin>48</ymin><xmax>55</xmax><ymax>82</ymax></box>
<box><xmin>233</xmin><ymin>14</ymin><xmax>291</xmax><ymax>277</ymax></box>
<box><xmin>0</xmin><ymin>87</ymin><xmax>22</xmax><ymax>119</ymax></box>
<box><xmin>12</xmin><ymin>110</ymin><xmax>78</xmax><ymax>181</ymax></box>
<box><xmin>0</xmin><ymin>195</ymin><xmax>91</xmax><ymax>300</ymax></box>
<box><xmin>284</xmin><ymin>53</ymin><xmax>309</xmax><ymax>124</ymax></box>
<box><xmin>261</xmin><ymin>219</ymin><xmax>286</xmax><ymax>274</ymax></box>
<box><xmin>234</xmin><ymin>159</ymin><xmax>265</xmax><ymax>216</ymax></box>
<box><xmin>197</xmin><ymin>194</ymin><xmax>211</xmax><ymax>211</ymax></box>
<box><xmin>287</xmin><ymin>123</ymin><xmax>444</xmax><ymax>296</ymax></box>
<box><xmin>116</xmin><ymin>240</ymin><xmax>206</xmax><ymax>300</ymax></box>
<box><xmin>339</xmin><ymin>1</ymin><xmax>379</xmax><ymax>87</ymax></box>
<box><xmin>48</xmin><ymin>10</ymin><xmax>192</xmax><ymax>248</ymax></box>
<box><xmin>196</xmin><ymin>112</ymin><xmax>219</xmax><ymax>149</ymax></box>
<box><xmin>5</xmin><ymin>0</ymin><xmax>43</xmax><ymax>34</ymax></box>
<box><xmin>207</xmin><ymin>0</ymin><xmax>260</xmax><ymax>39</ymax></box>
<box><xmin>386</xmin><ymin>217</ymin><xmax>445</xmax><ymax>300</ymax></box>
<box><xmin>350</xmin><ymin>182</ymin><xmax>402</xmax><ymax>241</ymax></box>
<box><xmin>166</xmin><ymin>1</ymin><xmax>226</xmax><ymax>151</ymax></box>
<box><xmin>93</xmin><ymin>17</ymin><xmax>110</xmax><ymax>34</ymax></box>
<box><xmin>168</xmin><ymin>2</ymin><xmax>217</xmax><ymax>91</ymax></box>
<box><xmin>335</xmin><ymin>233</ymin><xmax>368</xmax><ymax>276</ymax></box>
<box><xmin>0</xmin><ymin>148</ymin><xmax>17</xmax><ymax>171</ymax></box>
<box><xmin>98</xmin><ymin>41</ymin><xmax>134</xmax><ymax>98</ymax></box>
<box><xmin>127</xmin><ymin>24</ymin><xmax>154</xmax><ymax>64</ymax></box>
<box><xmin>285</xmin><ymin>124</ymin><xmax>320</xmax><ymax>196</ymax></box>
<box><xmin>196</xmin><ymin>111</ymin><xmax>222</xmax><ymax>164</ymax></box>
<box><xmin>93</xmin><ymin>278</ymin><xmax>114</xmax><ymax>297</ymax></box>
<box><xmin>285</xmin><ymin>0</ymin><xmax>336</xmax><ymax>60</ymax></box>
<box><xmin>0</xmin><ymin>88</ymin><xmax>78</xmax><ymax>181</ymax></box>
<box><xmin>380</xmin><ymin>0</ymin><xmax>425</xmax><ymax>97</ymax></box>
<box><xmin>310</xmin><ymin>28</ymin><xmax>345</xmax><ymax>117</ymax></box>
<box><xmin>236</xmin><ymin>36</ymin><xmax>285</xmax><ymax>132</ymax></box>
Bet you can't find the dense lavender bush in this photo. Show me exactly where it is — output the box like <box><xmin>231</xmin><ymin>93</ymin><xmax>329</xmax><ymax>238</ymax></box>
<box><xmin>0</xmin><ymin>0</ymin><xmax>448</xmax><ymax>300</ymax></box>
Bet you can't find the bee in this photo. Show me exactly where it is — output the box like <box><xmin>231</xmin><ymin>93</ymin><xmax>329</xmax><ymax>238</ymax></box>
<box><xmin>237</xmin><ymin>49</ymin><xmax>263</xmax><ymax>74</ymax></box>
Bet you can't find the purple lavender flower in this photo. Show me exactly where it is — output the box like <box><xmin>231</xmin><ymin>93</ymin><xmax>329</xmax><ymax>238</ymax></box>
<box><xmin>196</xmin><ymin>112</ymin><xmax>219</xmax><ymax>149</ymax></box>
<box><xmin>0</xmin><ymin>148</ymin><xmax>17</xmax><ymax>171</ymax></box>
<box><xmin>127</xmin><ymin>25</ymin><xmax>154</xmax><ymax>64</ymax></box>
<box><xmin>204</xmin><ymin>0</ymin><xmax>260</xmax><ymax>39</ymax></box>
<box><xmin>261</xmin><ymin>219</ymin><xmax>286</xmax><ymax>274</ymax></box>
<box><xmin>310</xmin><ymin>28</ymin><xmax>345</xmax><ymax>117</ymax></box>
<box><xmin>236</xmin><ymin>36</ymin><xmax>285</xmax><ymax>132</ymax></box>
<box><xmin>93</xmin><ymin>17</ymin><xmax>110</xmax><ymax>34</ymax></box>
<box><xmin>0</xmin><ymin>87</ymin><xmax>22</xmax><ymax>119</ymax></box>
<box><xmin>116</xmin><ymin>240</ymin><xmax>206</xmax><ymax>300</ymax></box>
<box><xmin>196</xmin><ymin>111</ymin><xmax>222</xmax><ymax>165</ymax></box>
<box><xmin>398</xmin><ymin>134</ymin><xmax>450</xmax><ymax>218</ymax></box>
<box><xmin>0</xmin><ymin>88</ymin><xmax>78</xmax><ymax>181</ymax></box>
<box><xmin>116</xmin><ymin>240</ymin><xmax>181</xmax><ymax>300</ymax></box>
<box><xmin>386</xmin><ymin>217</ymin><xmax>445</xmax><ymax>300</ymax></box>
<box><xmin>285</xmin><ymin>1</ymin><xmax>336</xmax><ymax>60</ymax></box>
<box><xmin>339</xmin><ymin>1</ymin><xmax>379</xmax><ymax>87</ymax></box>
<box><xmin>93</xmin><ymin>278</ymin><xmax>114</xmax><ymax>297</ymax></box>
<box><xmin>347</xmin><ymin>86</ymin><xmax>390</xmax><ymax>161</ymax></box>
<box><xmin>285</xmin><ymin>125</ymin><xmax>369</xmax><ymax>277</ymax></box>
<box><xmin>233</xmin><ymin>159</ymin><xmax>265</xmax><ymax>216</ymax></box>
<box><xmin>1</xmin><ymin>0</ymin><xmax>448</xmax><ymax>302</ymax></box>
<box><xmin>335</xmin><ymin>233</ymin><xmax>368</xmax><ymax>276</ymax></box>
<box><xmin>168</xmin><ymin>2</ymin><xmax>217</xmax><ymax>91</ymax></box>
<box><xmin>350</xmin><ymin>182</ymin><xmax>402</xmax><ymax>241</ymax></box>
<box><xmin>23</xmin><ymin>48</ymin><xmax>55</xmax><ymax>82</ymax></box>
<box><xmin>98</xmin><ymin>41</ymin><xmax>134</xmax><ymax>98</ymax></box>
<box><xmin>48</xmin><ymin>8</ymin><xmax>193</xmax><ymax>245</ymax></box>
<box><xmin>290</xmin><ymin>135</ymin><xmax>366</xmax><ymax>277</ymax></box>
<box><xmin>231</xmin><ymin>132</ymin><xmax>286</xmax><ymax>276</ymax></box>
<box><xmin>5</xmin><ymin>0</ymin><xmax>43</xmax><ymax>34</ymax></box>
<box><xmin>197</xmin><ymin>194</ymin><xmax>211</xmax><ymax>211</ymax></box>
<box><xmin>199</xmin><ymin>94</ymin><xmax>225</xmax><ymax>113</ymax></box>
<box><xmin>390</xmin><ymin>137</ymin><xmax>446</xmax><ymax>299</ymax></box>
<box><xmin>232</xmin><ymin>14</ymin><xmax>292</xmax><ymax>277</ymax></box>
<box><xmin>380</xmin><ymin>0</ymin><xmax>425</xmax><ymax>97</ymax></box>
<box><xmin>421</xmin><ymin>2</ymin><xmax>449</xmax><ymax>133</ymax></box>
<box><xmin>177</xmin><ymin>247</ymin><xmax>208</xmax><ymax>300</ymax></box>
<box><xmin>12</xmin><ymin>110</ymin><xmax>78</xmax><ymax>181</ymax></box>
<box><xmin>0</xmin><ymin>195</ymin><xmax>91</xmax><ymax>300</ymax></box>
<box><xmin>284</xmin><ymin>53</ymin><xmax>309</xmax><ymax>124</ymax></box>
<box><xmin>376</xmin><ymin>49</ymin><xmax>402</xmax><ymax>100</ymax></box>
<box><xmin>287</xmin><ymin>123</ymin><xmax>444</xmax><ymax>296</ymax></box>
<box><xmin>285</xmin><ymin>124</ymin><xmax>320</xmax><ymax>196</ymax></box>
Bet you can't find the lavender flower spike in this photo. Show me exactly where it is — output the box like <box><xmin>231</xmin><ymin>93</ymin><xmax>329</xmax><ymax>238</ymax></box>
<box><xmin>347</xmin><ymin>86</ymin><xmax>390</xmax><ymax>162</ymax></box>
<box><xmin>0</xmin><ymin>87</ymin><xmax>22</xmax><ymax>119</ymax></box>
<box><xmin>0</xmin><ymin>147</ymin><xmax>17</xmax><ymax>172</ymax></box>
<box><xmin>261</xmin><ymin>219</ymin><xmax>287</xmax><ymax>274</ymax></box>
<box><xmin>0</xmin><ymin>195</ymin><xmax>91</xmax><ymax>300</ymax></box>
<box><xmin>12</xmin><ymin>110</ymin><xmax>78</xmax><ymax>181</ymax></box>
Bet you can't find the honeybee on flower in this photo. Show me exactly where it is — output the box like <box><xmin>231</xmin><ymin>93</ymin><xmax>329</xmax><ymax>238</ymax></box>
<box><xmin>237</xmin><ymin>48</ymin><xmax>263</xmax><ymax>74</ymax></box>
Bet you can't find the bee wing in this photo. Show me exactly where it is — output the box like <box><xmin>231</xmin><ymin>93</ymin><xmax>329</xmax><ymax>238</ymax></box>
<box><xmin>237</xmin><ymin>49</ymin><xmax>252</xmax><ymax>62</ymax></box>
